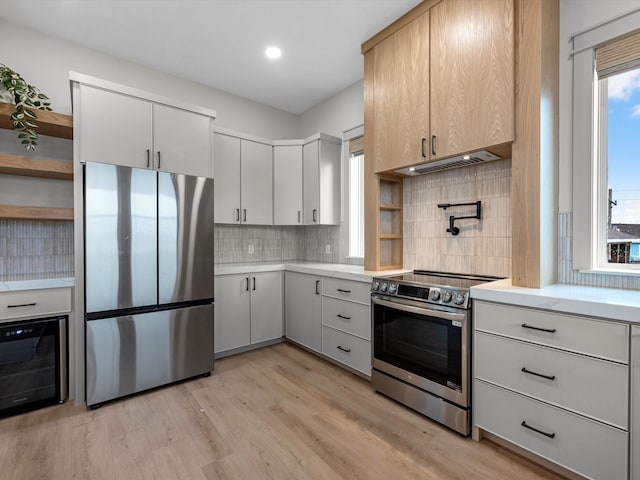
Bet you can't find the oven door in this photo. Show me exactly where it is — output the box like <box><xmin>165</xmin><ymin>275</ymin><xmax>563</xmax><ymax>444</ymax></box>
<box><xmin>371</xmin><ymin>295</ymin><xmax>470</xmax><ymax>408</ymax></box>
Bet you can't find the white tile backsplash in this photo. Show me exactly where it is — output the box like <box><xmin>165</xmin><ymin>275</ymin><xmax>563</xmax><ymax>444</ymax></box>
<box><xmin>403</xmin><ymin>158</ymin><xmax>512</xmax><ymax>277</ymax></box>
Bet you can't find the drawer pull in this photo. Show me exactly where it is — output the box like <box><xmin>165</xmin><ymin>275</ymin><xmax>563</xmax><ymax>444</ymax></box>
<box><xmin>521</xmin><ymin>323</ymin><xmax>556</xmax><ymax>334</ymax></box>
<box><xmin>521</xmin><ymin>420</ymin><xmax>556</xmax><ymax>439</ymax></box>
<box><xmin>337</xmin><ymin>345</ymin><xmax>351</xmax><ymax>353</ymax></box>
<box><xmin>337</xmin><ymin>314</ymin><xmax>351</xmax><ymax>320</ymax></box>
<box><xmin>336</xmin><ymin>288</ymin><xmax>351</xmax><ymax>294</ymax></box>
<box><xmin>521</xmin><ymin>367</ymin><xmax>556</xmax><ymax>381</ymax></box>
<box><xmin>7</xmin><ymin>302</ymin><xmax>37</xmax><ymax>308</ymax></box>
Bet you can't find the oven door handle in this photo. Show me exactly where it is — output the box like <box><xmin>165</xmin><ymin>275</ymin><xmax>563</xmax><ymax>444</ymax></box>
<box><xmin>371</xmin><ymin>295</ymin><xmax>467</xmax><ymax>323</ymax></box>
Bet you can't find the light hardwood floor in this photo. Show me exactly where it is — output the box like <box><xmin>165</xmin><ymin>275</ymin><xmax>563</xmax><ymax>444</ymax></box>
<box><xmin>0</xmin><ymin>343</ymin><xmax>566</xmax><ymax>480</ymax></box>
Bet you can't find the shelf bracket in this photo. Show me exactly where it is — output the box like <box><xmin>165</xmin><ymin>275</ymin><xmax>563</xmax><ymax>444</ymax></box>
<box><xmin>437</xmin><ymin>201</ymin><xmax>482</xmax><ymax>236</ymax></box>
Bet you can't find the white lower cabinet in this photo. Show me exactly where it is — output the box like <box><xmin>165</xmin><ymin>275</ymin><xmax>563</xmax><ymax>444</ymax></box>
<box><xmin>474</xmin><ymin>300</ymin><xmax>629</xmax><ymax>480</ymax></box>
<box><xmin>285</xmin><ymin>272</ymin><xmax>322</xmax><ymax>352</ymax></box>
<box><xmin>632</xmin><ymin>325</ymin><xmax>640</xmax><ymax>480</ymax></box>
<box><xmin>475</xmin><ymin>381</ymin><xmax>628</xmax><ymax>480</ymax></box>
<box><xmin>321</xmin><ymin>277</ymin><xmax>371</xmax><ymax>375</ymax></box>
<box><xmin>214</xmin><ymin>271</ymin><xmax>283</xmax><ymax>355</ymax></box>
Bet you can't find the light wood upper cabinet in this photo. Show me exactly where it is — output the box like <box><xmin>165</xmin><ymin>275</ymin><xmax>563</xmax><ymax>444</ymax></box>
<box><xmin>370</xmin><ymin>11</ymin><xmax>430</xmax><ymax>173</ymax></box>
<box><xmin>430</xmin><ymin>0</ymin><xmax>514</xmax><ymax>159</ymax></box>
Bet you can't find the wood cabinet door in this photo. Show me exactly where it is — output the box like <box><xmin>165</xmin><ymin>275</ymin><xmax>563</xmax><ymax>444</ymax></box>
<box><xmin>213</xmin><ymin>133</ymin><xmax>241</xmax><ymax>223</ymax></box>
<box><xmin>214</xmin><ymin>275</ymin><xmax>251</xmax><ymax>354</ymax></box>
<box><xmin>240</xmin><ymin>139</ymin><xmax>273</xmax><ymax>225</ymax></box>
<box><xmin>153</xmin><ymin>104</ymin><xmax>212</xmax><ymax>178</ymax></box>
<box><xmin>79</xmin><ymin>85</ymin><xmax>152</xmax><ymax>168</ymax></box>
<box><xmin>370</xmin><ymin>11</ymin><xmax>430</xmax><ymax>173</ymax></box>
<box><xmin>250</xmin><ymin>271</ymin><xmax>284</xmax><ymax>344</ymax></box>
<box><xmin>285</xmin><ymin>272</ymin><xmax>321</xmax><ymax>352</ymax></box>
<box><xmin>430</xmin><ymin>0</ymin><xmax>514</xmax><ymax>159</ymax></box>
<box><xmin>273</xmin><ymin>145</ymin><xmax>303</xmax><ymax>225</ymax></box>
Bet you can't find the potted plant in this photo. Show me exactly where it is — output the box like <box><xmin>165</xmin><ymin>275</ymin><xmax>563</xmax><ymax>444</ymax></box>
<box><xmin>0</xmin><ymin>64</ymin><xmax>52</xmax><ymax>150</ymax></box>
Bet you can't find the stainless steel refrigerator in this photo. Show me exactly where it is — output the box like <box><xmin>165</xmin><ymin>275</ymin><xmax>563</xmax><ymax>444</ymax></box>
<box><xmin>84</xmin><ymin>162</ymin><xmax>214</xmax><ymax>407</ymax></box>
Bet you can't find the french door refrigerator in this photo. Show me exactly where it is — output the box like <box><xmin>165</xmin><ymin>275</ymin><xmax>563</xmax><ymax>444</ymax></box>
<box><xmin>84</xmin><ymin>161</ymin><xmax>214</xmax><ymax>407</ymax></box>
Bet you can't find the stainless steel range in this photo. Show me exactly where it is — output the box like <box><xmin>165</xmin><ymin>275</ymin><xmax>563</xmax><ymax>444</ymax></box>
<box><xmin>371</xmin><ymin>270</ymin><xmax>500</xmax><ymax>436</ymax></box>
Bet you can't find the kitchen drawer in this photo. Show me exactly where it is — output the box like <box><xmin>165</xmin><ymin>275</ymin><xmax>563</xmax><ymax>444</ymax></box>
<box><xmin>322</xmin><ymin>325</ymin><xmax>371</xmax><ymax>376</ymax></box>
<box><xmin>474</xmin><ymin>301</ymin><xmax>628</xmax><ymax>363</ymax></box>
<box><xmin>322</xmin><ymin>278</ymin><xmax>371</xmax><ymax>305</ymax></box>
<box><xmin>322</xmin><ymin>296</ymin><xmax>370</xmax><ymax>340</ymax></box>
<box><xmin>474</xmin><ymin>380</ymin><xmax>628</xmax><ymax>480</ymax></box>
<box><xmin>0</xmin><ymin>288</ymin><xmax>72</xmax><ymax>322</ymax></box>
<box><xmin>475</xmin><ymin>331</ymin><xmax>628</xmax><ymax>429</ymax></box>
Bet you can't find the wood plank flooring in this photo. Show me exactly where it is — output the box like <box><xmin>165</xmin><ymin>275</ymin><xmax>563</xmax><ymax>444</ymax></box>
<box><xmin>0</xmin><ymin>343</ymin><xmax>566</xmax><ymax>480</ymax></box>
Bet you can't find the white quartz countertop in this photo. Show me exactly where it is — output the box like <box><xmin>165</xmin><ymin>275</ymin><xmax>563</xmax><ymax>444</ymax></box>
<box><xmin>0</xmin><ymin>277</ymin><xmax>74</xmax><ymax>292</ymax></box>
<box><xmin>470</xmin><ymin>278</ymin><xmax>640</xmax><ymax>323</ymax></box>
<box><xmin>215</xmin><ymin>262</ymin><xmax>409</xmax><ymax>283</ymax></box>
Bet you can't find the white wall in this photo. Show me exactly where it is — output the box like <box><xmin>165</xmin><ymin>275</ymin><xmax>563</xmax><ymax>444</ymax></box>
<box><xmin>558</xmin><ymin>0</ymin><xmax>640</xmax><ymax>213</ymax></box>
<box><xmin>0</xmin><ymin>19</ymin><xmax>298</xmax><ymax>140</ymax></box>
<box><xmin>296</xmin><ymin>80</ymin><xmax>364</xmax><ymax>138</ymax></box>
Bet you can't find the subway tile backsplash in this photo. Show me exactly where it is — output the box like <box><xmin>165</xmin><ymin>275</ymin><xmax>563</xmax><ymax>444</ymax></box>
<box><xmin>403</xmin><ymin>159</ymin><xmax>512</xmax><ymax>278</ymax></box>
<box><xmin>0</xmin><ymin>220</ymin><xmax>74</xmax><ymax>281</ymax></box>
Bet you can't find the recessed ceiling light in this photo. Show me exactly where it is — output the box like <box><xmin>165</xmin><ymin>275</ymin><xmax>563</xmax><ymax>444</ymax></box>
<box><xmin>463</xmin><ymin>155</ymin><xmax>471</xmax><ymax>160</ymax></box>
<box><xmin>265</xmin><ymin>46</ymin><xmax>282</xmax><ymax>59</ymax></box>
<box><xmin>409</xmin><ymin>167</ymin><xmax>416</xmax><ymax>171</ymax></box>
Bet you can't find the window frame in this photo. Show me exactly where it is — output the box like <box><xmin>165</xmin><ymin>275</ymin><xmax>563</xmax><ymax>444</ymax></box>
<box><xmin>571</xmin><ymin>8</ymin><xmax>640</xmax><ymax>273</ymax></box>
<box><xmin>342</xmin><ymin>125</ymin><xmax>364</xmax><ymax>259</ymax></box>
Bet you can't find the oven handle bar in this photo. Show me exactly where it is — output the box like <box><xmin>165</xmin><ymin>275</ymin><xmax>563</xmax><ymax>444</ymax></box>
<box><xmin>371</xmin><ymin>295</ymin><xmax>467</xmax><ymax>323</ymax></box>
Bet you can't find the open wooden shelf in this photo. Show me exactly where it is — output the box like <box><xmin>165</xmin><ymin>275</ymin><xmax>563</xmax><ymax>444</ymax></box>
<box><xmin>0</xmin><ymin>204</ymin><xmax>73</xmax><ymax>221</ymax></box>
<box><xmin>0</xmin><ymin>102</ymin><xmax>73</xmax><ymax>139</ymax></box>
<box><xmin>0</xmin><ymin>103</ymin><xmax>74</xmax><ymax>221</ymax></box>
<box><xmin>379</xmin><ymin>233</ymin><xmax>402</xmax><ymax>239</ymax></box>
<box><xmin>379</xmin><ymin>203</ymin><xmax>402</xmax><ymax>211</ymax></box>
<box><xmin>0</xmin><ymin>154</ymin><xmax>73</xmax><ymax>180</ymax></box>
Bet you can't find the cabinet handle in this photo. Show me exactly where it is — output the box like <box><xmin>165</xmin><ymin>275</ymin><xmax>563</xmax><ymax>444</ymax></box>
<box><xmin>243</xmin><ymin>209</ymin><xmax>247</xmax><ymax>222</ymax></box>
<box><xmin>521</xmin><ymin>421</ymin><xmax>555</xmax><ymax>439</ymax></box>
<box><xmin>337</xmin><ymin>314</ymin><xmax>351</xmax><ymax>320</ymax></box>
<box><xmin>337</xmin><ymin>345</ymin><xmax>351</xmax><ymax>353</ymax></box>
<box><xmin>431</xmin><ymin>135</ymin><xmax>437</xmax><ymax>156</ymax></box>
<box><xmin>245</xmin><ymin>277</ymin><xmax>250</xmax><ymax>292</ymax></box>
<box><xmin>336</xmin><ymin>288</ymin><xmax>351</xmax><ymax>294</ymax></box>
<box><xmin>315</xmin><ymin>280</ymin><xmax>320</xmax><ymax>295</ymax></box>
<box><xmin>146</xmin><ymin>149</ymin><xmax>150</xmax><ymax>168</ymax></box>
<box><xmin>521</xmin><ymin>367</ymin><xmax>556</xmax><ymax>381</ymax></box>
<box><xmin>7</xmin><ymin>302</ymin><xmax>37</xmax><ymax>308</ymax></box>
<box><xmin>235</xmin><ymin>208</ymin><xmax>240</xmax><ymax>222</ymax></box>
<box><xmin>298</xmin><ymin>210</ymin><xmax>301</xmax><ymax>223</ymax></box>
<box><xmin>157</xmin><ymin>151</ymin><xmax>161</xmax><ymax>169</ymax></box>
<box><xmin>521</xmin><ymin>323</ymin><xmax>556</xmax><ymax>334</ymax></box>
<box><xmin>252</xmin><ymin>277</ymin><xmax>256</xmax><ymax>291</ymax></box>
<box><xmin>313</xmin><ymin>209</ymin><xmax>317</xmax><ymax>223</ymax></box>
<box><xmin>421</xmin><ymin>137</ymin><xmax>427</xmax><ymax>158</ymax></box>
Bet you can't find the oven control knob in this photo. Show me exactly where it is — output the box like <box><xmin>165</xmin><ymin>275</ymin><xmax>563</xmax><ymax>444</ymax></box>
<box><xmin>372</xmin><ymin>281</ymin><xmax>380</xmax><ymax>291</ymax></box>
<box><xmin>380</xmin><ymin>282</ymin><xmax>388</xmax><ymax>292</ymax></box>
<box><xmin>443</xmin><ymin>291</ymin><xmax>453</xmax><ymax>303</ymax></box>
<box><xmin>431</xmin><ymin>290</ymin><xmax>440</xmax><ymax>301</ymax></box>
<box><xmin>454</xmin><ymin>293</ymin><xmax>466</xmax><ymax>305</ymax></box>
<box><xmin>388</xmin><ymin>283</ymin><xmax>397</xmax><ymax>294</ymax></box>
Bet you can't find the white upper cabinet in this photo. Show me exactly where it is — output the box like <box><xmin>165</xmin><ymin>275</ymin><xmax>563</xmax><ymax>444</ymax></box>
<box><xmin>274</xmin><ymin>144</ymin><xmax>303</xmax><ymax>225</ymax></box>
<box><xmin>79</xmin><ymin>85</ymin><xmax>153</xmax><ymax>169</ymax></box>
<box><xmin>303</xmin><ymin>135</ymin><xmax>341</xmax><ymax>225</ymax></box>
<box><xmin>213</xmin><ymin>133</ymin><xmax>241</xmax><ymax>223</ymax></box>
<box><xmin>213</xmin><ymin>132</ymin><xmax>273</xmax><ymax>225</ymax></box>
<box><xmin>152</xmin><ymin>103</ymin><xmax>212</xmax><ymax>177</ymax></box>
<box><xmin>76</xmin><ymin>78</ymin><xmax>214</xmax><ymax>178</ymax></box>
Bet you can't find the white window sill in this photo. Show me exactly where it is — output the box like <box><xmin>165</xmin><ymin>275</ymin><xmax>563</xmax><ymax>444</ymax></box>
<box><xmin>578</xmin><ymin>266</ymin><xmax>640</xmax><ymax>276</ymax></box>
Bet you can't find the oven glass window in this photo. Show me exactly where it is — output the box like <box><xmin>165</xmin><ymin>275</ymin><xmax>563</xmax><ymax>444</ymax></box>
<box><xmin>373</xmin><ymin>303</ymin><xmax>462</xmax><ymax>390</ymax></box>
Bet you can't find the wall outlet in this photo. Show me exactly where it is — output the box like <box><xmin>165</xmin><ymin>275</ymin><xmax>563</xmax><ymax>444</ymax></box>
<box><xmin>325</xmin><ymin>244</ymin><xmax>331</xmax><ymax>255</ymax></box>
<box><xmin>248</xmin><ymin>244</ymin><xmax>255</xmax><ymax>255</ymax></box>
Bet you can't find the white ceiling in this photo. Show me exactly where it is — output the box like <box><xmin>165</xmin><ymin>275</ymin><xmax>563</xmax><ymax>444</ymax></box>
<box><xmin>0</xmin><ymin>0</ymin><xmax>422</xmax><ymax>115</ymax></box>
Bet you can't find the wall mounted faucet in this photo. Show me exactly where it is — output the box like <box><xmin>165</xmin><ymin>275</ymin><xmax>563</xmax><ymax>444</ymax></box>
<box><xmin>437</xmin><ymin>201</ymin><xmax>482</xmax><ymax>236</ymax></box>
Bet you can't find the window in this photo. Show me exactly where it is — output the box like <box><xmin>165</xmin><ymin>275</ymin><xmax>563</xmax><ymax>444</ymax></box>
<box><xmin>348</xmin><ymin>135</ymin><xmax>364</xmax><ymax>258</ymax></box>
<box><xmin>572</xmin><ymin>9</ymin><xmax>640</xmax><ymax>272</ymax></box>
